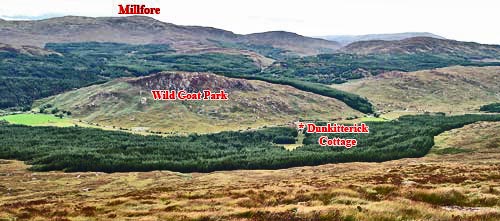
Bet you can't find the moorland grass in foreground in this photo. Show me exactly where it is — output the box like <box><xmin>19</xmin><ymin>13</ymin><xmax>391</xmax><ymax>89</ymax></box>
<box><xmin>2</xmin><ymin>121</ymin><xmax>500</xmax><ymax>220</ymax></box>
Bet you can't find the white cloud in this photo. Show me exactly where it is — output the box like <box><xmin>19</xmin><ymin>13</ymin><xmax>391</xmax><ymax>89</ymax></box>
<box><xmin>0</xmin><ymin>0</ymin><xmax>498</xmax><ymax>44</ymax></box>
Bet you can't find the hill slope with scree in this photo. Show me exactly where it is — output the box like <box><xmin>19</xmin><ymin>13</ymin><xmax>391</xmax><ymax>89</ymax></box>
<box><xmin>37</xmin><ymin>72</ymin><xmax>361</xmax><ymax>133</ymax></box>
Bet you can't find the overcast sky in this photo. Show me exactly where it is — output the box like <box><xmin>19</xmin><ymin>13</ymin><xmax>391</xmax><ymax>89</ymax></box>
<box><xmin>1</xmin><ymin>0</ymin><xmax>499</xmax><ymax>44</ymax></box>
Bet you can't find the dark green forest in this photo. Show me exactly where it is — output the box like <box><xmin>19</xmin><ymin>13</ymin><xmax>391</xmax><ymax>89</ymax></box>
<box><xmin>480</xmin><ymin>103</ymin><xmax>500</xmax><ymax>113</ymax></box>
<box><xmin>0</xmin><ymin>114</ymin><xmax>498</xmax><ymax>173</ymax></box>
<box><xmin>0</xmin><ymin>52</ymin><xmax>106</xmax><ymax>108</ymax></box>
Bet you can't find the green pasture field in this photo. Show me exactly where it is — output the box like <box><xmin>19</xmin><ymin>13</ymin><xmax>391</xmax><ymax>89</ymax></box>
<box><xmin>0</xmin><ymin>113</ymin><xmax>73</xmax><ymax>127</ymax></box>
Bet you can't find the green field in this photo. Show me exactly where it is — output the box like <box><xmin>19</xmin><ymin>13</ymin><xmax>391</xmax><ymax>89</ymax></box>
<box><xmin>359</xmin><ymin>116</ymin><xmax>388</xmax><ymax>122</ymax></box>
<box><xmin>0</xmin><ymin>113</ymin><xmax>73</xmax><ymax>126</ymax></box>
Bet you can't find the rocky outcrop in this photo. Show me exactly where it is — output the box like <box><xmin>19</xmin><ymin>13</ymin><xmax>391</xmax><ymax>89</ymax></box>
<box><xmin>127</xmin><ymin>72</ymin><xmax>257</xmax><ymax>92</ymax></box>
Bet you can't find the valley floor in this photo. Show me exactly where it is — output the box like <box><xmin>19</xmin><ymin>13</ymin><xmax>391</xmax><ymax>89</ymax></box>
<box><xmin>0</xmin><ymin>122</ymin><xmax>499</xmax><ymax>221</ymax></box>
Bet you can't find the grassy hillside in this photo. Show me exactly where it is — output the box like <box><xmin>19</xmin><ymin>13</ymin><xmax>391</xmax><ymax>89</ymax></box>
<box><xmin>333</xmin><ymin>66</ymin><xmax>500</xmax><ymax>114</ymax></box>
<box><xmin>36</xmin><ymin>72</ymin><xmax>362</xmax><ymax>133</ymax></box>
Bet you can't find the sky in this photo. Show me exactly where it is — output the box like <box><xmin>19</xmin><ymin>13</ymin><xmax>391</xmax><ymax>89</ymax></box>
<box><xmin>0</xmin><ymin>0</ymin><xmax>499</xmax><ymax>44</ymax></box>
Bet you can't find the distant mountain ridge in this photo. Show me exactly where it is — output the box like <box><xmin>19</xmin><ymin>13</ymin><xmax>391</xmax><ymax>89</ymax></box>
<box><xmin>318</xmin><ymin>32</ymin><xmax>445</xmax><ymax>45</ymax></box>
<box><xmin>341</xmin><ymin>37</ymin><xmax>500</xmax><ymax>59</ymax></box>
<box><xmin>0</xmin><ymin>16</ymin><xmax>341</xmax><ymax>56</ymax></box>
<box><xmin>2</xmin><ymin>16</ymin><xmax>499</xmax><ymax>59</ymax></box>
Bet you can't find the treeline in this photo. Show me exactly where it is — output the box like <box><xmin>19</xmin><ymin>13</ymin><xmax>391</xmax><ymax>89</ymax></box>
<box><xmin>480</xmin><ymin>103</ymin><xmax>500</xmax><ymax>113</ymax></box>
<box><xmin>0</xmin><ymin>114</ymin><xmax>498</xmax><ymax>173</ymax></box>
